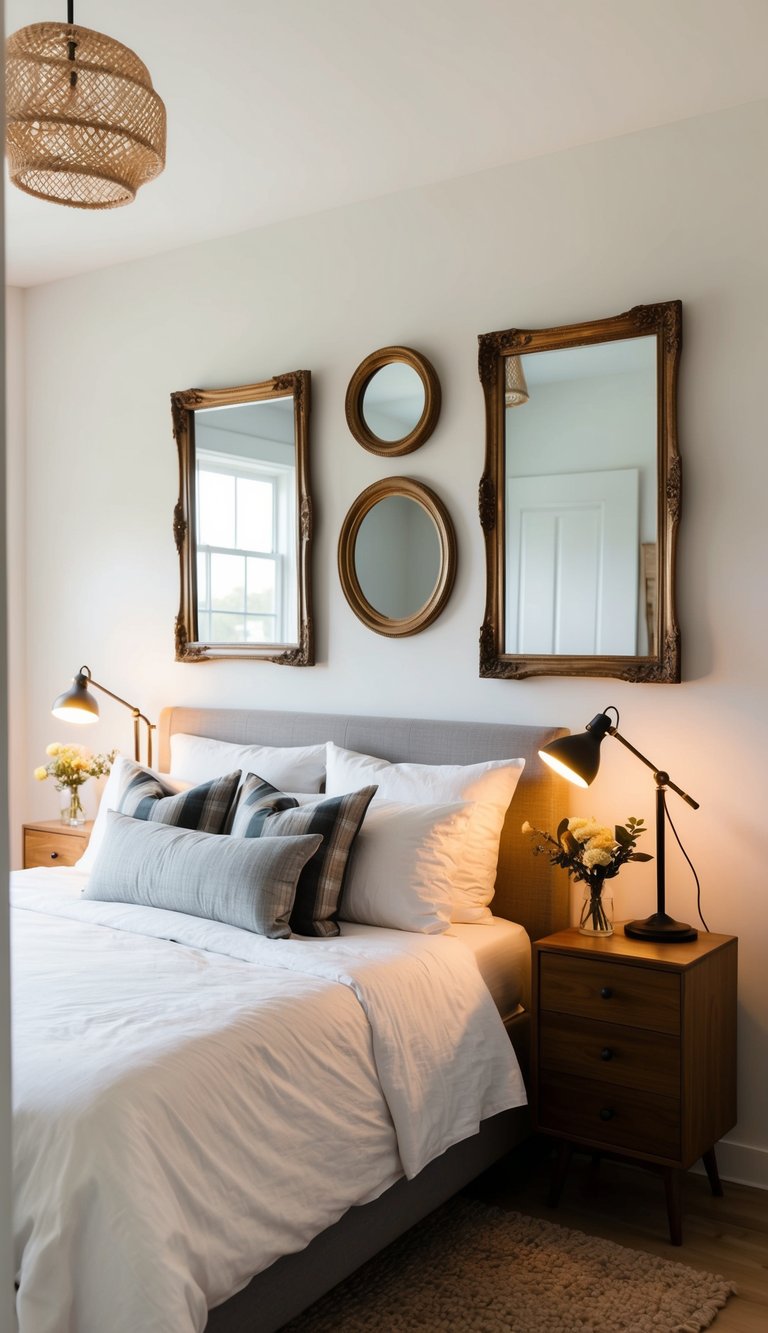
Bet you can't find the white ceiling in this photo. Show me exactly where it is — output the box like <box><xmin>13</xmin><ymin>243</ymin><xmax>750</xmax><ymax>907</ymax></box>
<box><xmin>6</xmin><ymin>0</ymin><xmax>768</xmax><ymax>288</ymax></box>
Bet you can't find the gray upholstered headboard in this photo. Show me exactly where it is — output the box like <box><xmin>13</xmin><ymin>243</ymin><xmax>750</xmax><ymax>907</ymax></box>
<box><xmin>158</xmin><ymin>707</ymin><xmax>570</xmax><ymax>942</ymax></box>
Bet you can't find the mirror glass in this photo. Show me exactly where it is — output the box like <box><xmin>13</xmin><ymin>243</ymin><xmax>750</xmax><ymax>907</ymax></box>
<box><xmin>338</xmin><ymin>477</ymin><xmax>457</xmax><ymax>637</ymax></box>
<box><xmin>172</xmin><ymin>372</ymin><xmax>314</xmax><ymax>664</ymax></box>
<box><xmin>361</xmin><ymin>363</ymin><xmax>426</xmax><ymax>443</ymax></box>
<box><xmin>478</xmin><ymin>302</ymin><xmax>682</xmax><ymax>682</ymax></box>
<box><xmin>355</xmin><ymin>495</ymin><xmax>441</xmax><ymax>618</ymax></box>
<box><xmin>505</xmin><ymin>336</ymin><xmax>657</xmax><ymax>655</ymax></box>
<box><xmin>345</xmin><ymin>345</ymin><xmax>441</xmax><ymax>456</ymax></box>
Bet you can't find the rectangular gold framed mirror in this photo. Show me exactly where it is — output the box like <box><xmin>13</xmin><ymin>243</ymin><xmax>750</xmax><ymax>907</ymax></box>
<box><xmin>171</xmin><ymin>371</ymin><xmax>313</xmax><ymax>664</ymax></box>
<box><xmin>478</xmin><ymin>301</ymin><xmax>682</xmax><ymax>682</ymax></box>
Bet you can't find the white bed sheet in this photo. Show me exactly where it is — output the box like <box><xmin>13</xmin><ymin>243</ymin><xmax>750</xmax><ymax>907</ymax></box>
<box><xmin>341</xmin><ymin>916</ymin><xmax>530</xmax><ymax>1020</ymax></box>
<box><xmin>10</xmin><ymin>868</ymin><xmax>526</xmax><ymax>1333</ymax></box>
<box><xmin>449</xmin><ymin>917</ymin><xmax>531</xmax><ymax>1018</ymax></box>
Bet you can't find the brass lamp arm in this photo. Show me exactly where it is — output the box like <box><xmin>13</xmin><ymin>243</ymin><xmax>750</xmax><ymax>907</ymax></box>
<box><xmin>78</xmin><ymin>666</ymin><xmax>155</xmax><ymax>766</ymax></box>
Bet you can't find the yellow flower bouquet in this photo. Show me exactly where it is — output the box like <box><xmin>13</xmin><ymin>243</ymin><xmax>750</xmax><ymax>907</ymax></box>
<box><xmin>34</xmin><ymin>742</ymin><xmax>115</xmax><ymax>826</ymax></box>
<box><xmin>523</xmin><ymin>815</ymin><xmax>651</xmax><ymax>934</ymax></box>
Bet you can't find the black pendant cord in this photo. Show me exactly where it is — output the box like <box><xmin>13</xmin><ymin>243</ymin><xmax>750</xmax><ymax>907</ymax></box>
<box><xmin>66</xmin><ymin>1</ymin><xmax>78</xmax><ymax>87</ymax></box>
<box><xmin>663</xmin><ymin>791</ymin><xmax>710</xmax><ymax>931</ymax></box>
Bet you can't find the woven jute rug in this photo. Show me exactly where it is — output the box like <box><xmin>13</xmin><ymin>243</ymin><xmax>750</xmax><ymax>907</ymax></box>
<box><xmin>283</xmin><ymin>1196</ymin><xmax>735</xmax><ymax>1332</ymax></box>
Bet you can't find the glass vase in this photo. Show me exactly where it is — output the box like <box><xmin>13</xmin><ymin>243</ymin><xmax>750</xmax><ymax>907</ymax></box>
<box><xmin>61</xmin><ymin>787</ymin><xmax>85</xmax><ymax>826</ymax></box>
<box><xmin>578</xmin><ymin>887</ymin><xmax>613</xmax><ymax>937</ymax></box>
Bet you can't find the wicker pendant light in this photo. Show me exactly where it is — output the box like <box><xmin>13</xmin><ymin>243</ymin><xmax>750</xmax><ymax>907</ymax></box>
<box><xmin>5</xmin><ymin>2</ymin><xmax>166</xmax><ymax>210</ymax></box>
<box><xmin>504</xmin><ymin>356</ymin><xmax>529</xmax><ymax>407</ymax></box>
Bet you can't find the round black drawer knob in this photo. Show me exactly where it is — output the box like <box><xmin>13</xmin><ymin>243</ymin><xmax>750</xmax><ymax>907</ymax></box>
<box><xmin>50</xmin><ymin>851</ymin><xmax>59</xmax><ymax>860</ymax></box>
<box><xmin>600</xmin><ymin>986</ymin><xmax>613</xmax><ymax>1000</ymax></box>
<box><xmin>599</xmin><ymin>1107</ymin><xmax>615</xmax><ymax>1121</ymax></box>
<box><xmin>600</xmin><ymin>1047</ymin><xmax>614</xmax><ymax>1061</ymax></box>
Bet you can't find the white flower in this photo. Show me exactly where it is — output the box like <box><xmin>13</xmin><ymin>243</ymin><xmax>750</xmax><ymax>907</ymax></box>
<box><xmin>582</xmin><ymin>847</ymin><xmax>613</xmax><ymax>869</ymax></box>
<box><xmin>568</xmin><ymin>817</ymin><xmax>603</xmax><ymax>844</ymax></box>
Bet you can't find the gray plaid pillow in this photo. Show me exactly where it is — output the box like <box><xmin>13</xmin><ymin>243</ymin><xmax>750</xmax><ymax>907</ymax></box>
<box><xmin>115</xmin><ymin>760</ymin><xmax>239</xmax><ymax>834</ymax></box>
<box><xmin>230</xmin><ymin>775</ymin><xmax>377</xmax><ymax>937</ymax></box>
<box><xmin>85</xmin><ymin>810</ymin><xmax>323</xmax><ymax>938</ymax></box>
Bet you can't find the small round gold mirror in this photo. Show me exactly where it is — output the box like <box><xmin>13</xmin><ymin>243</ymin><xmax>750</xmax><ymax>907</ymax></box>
<box><xmin>345</xmin><ymin>346</ymin><xmax>441</xmax><ymax>456</ymax></box>
<box><xmin>338</xmin><ymin>478</ymin><xmax>457</xmax><ymax>637</ymax></box>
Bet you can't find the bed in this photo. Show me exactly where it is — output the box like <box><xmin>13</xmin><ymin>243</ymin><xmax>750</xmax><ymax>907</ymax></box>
<box><xmin>11</xmin><ymin>707</ymin><xmax>569</xmax><ymax>1333</ymax></box>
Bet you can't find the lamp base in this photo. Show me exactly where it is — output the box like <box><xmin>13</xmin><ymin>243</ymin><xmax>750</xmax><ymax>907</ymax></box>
<box><xmin>624</xmin><ymin>912</ymin><xmax>697</xmax><ymax>942</ymax></box>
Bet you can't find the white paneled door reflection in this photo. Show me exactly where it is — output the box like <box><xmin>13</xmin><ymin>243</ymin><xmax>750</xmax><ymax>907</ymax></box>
<box><xmin>505</xmin><ymin>468</ymin><xmax>639</xmax><ymax>655</ymax></box>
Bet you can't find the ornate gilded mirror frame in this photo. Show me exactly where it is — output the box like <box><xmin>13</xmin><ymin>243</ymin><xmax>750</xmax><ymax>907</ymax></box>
<box><xmin>478</xmin><ymin>301</ymin><xmax>682</xmax><ymax>682</ymax></box>
<box><xmin>171</xmin><ymin>370</ymin><xmax>314</xmax><ymax>665</ymax></box>
<box><xmin>345</xmin><ymin>346</ymin><xmax>441</xmax><ymax>456</ymax></box>
<box><xmin>338</xmin><ymin>476</ymin><xmax>457</xmax><ymax>637</ymax></box>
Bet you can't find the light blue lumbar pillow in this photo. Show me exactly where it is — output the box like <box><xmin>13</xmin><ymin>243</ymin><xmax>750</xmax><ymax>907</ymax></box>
<box><xmin>84</xmin><ymin>809</ymin><xmax>323</xmax><ymax>938</ymax></box>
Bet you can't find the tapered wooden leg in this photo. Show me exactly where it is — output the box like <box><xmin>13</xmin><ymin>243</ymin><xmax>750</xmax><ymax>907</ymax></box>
<box><xmin>663</xmin><ymin>1167</ymin><xmax>683</xmax><ymax>1245</ymax></box>
<box><xmin>547</xmin><ymin>1140</ymin><xmax>573</xmax><ymax>1207</ymax></box>
<box><xmin>702</xmin><ymin>1148</ymin><xmax>724</xmax><ymax>1197</ymax></box>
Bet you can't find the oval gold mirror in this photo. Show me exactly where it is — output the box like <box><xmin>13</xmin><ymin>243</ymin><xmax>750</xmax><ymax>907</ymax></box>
<box><xmin>338</xmin><ymin>478</ymin><xmax>457</xmax><ymax>636</ymax></box>
<box><xmin>345</xmin><ymin>346</ymin><xmax>441</xmax><ymax>455</ymax></box>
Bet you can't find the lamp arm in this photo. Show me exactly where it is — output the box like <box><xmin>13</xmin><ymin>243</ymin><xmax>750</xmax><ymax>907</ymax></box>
<box><xmin>79</xmin><ymin>666</ymin><xmax>155</xmax><ymax>766</ymax></box>
<box><xmin>609</xmin><ymin>727</ymin><xmax>699</xmax><ymax>809</ymax></box>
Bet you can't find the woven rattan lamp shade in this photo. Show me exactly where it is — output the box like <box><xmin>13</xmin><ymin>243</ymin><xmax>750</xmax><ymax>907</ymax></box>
<box><xmin>6</xmin><ymin>22</ymin><xmax>166</xmax><ymax>209</ymax></box>
<box><xmin>504</xmin><ymin>355</ymin><xmax>529</xmax><ymax>407</ymax></box>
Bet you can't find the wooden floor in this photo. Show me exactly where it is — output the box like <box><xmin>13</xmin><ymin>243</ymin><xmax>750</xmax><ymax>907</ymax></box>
<box><xmin>466</xmin><ymin>1139</ymin><xmax>768</xmax><ymax>1332</ymax></box>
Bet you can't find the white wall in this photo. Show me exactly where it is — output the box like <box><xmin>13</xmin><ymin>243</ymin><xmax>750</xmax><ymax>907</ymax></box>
<box><xmin>11</xmin><ymin>99</ymin><xmax>768</xmax><ymax>1185</ymax></box>
<box><xmin>1</xmin><ymin>197</ymin><xmax>16</xmax><ymax>1327</ymax></box>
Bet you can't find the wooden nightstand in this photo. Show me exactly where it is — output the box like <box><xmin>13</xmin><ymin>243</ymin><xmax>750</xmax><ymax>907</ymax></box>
<box><xmin>23</xmin><ymin>819</ymin><xmax>94</xmax><ymax>869</ymax></box>
<box><xmin>532</xmin><ymin>926</ymin><xmax>737</xmax><ymax>1244</ymax></box>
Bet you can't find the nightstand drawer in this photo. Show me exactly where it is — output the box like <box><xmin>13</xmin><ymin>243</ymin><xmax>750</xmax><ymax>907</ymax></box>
<box><xmin>538</xmin><ymin>1072</ymin><xmax>681</xmax><ymax>1159</ymax></box>
<box><xmin>539</xmin><ymin>1012</ymin><xmax>680</xmax><ymax>1097</ymax></box>
<box><xmin>539</xmin><ymin>953</ymin><xmax>680</xmax><ymax>1033</ymax></box>
<box><xmin>23</xmin><ymin>824</ymin><xmax>91</xmax><ymax>868</ymax></box>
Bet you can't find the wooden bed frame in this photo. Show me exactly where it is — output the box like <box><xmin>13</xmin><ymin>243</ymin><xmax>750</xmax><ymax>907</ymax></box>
<box><xmin>157</xmin><ymin>706</ymin><xmax>570</xmax><ymax>1333</ymax></box>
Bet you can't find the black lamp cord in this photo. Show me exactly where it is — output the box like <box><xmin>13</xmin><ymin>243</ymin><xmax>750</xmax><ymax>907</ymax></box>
<box><xmin>662</xmin><ymin>791</ymin><xmax>710</xmax><ymax>932</ymax></box>
<box><xmin>603</xmin><ymin>705</ymin><xmax>709</xmax><ymax>932</ymax></box>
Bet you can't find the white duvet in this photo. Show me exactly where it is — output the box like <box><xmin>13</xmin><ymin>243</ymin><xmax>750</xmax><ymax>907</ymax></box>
<box><xmin>10</xmin><ymin>869</ymin><xmax>525</xmax><ymax>1333</ymax></box>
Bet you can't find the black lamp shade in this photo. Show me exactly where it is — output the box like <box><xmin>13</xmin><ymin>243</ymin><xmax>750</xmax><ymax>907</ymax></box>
<box><xmin>538</xmin><ymin>712</ymin><xmax>613</xmax><ymax>787</ymax></box>
<box><xmin>51</xmin><ymin>673</ymin><xmax>99</xmax><ymax>724</ymax></box>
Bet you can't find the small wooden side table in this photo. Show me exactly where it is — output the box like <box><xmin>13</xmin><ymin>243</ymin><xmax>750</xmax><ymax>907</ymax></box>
<box><xmin>23</xmin><ymin>819</ymin><xmax>94</xmax><ymax>869</ymax></box>
<box><xmin>532</xmin><ymin>925</ymin><xmax>737</xmax><ymax>1244</ymax></box>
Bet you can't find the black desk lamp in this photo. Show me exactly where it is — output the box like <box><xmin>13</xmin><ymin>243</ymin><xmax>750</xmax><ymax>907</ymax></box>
<box><xmin>52</xmin><ymin>665</ymin><xmax>155</xmax><ymax>767</ymax></box>
<box><xmin>539</xmin><ymin>707</ymin><xmax>698</xmax><ymax>942</ymax></box>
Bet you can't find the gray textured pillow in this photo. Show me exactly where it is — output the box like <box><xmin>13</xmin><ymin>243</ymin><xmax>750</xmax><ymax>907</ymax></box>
<box><xmin>84</xmin><ymin>810</ymin><xmax>323</xmax><ymax>938</ymax></box>
<box><xmin>230</xmin><ymin>775</ymin><xmax>377</xmax><ymax>937</ymax></box>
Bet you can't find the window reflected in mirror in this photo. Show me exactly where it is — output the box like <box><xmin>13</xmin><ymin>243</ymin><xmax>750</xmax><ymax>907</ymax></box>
<box><xmin>195</xmin><ymin>398</ymin><xmax>297</xmax><ymax>646</ymax></box>
<box><xmin>172</xmin><ymin>373</ymin><xmax>313</xmax><ymax>664</ymax></box>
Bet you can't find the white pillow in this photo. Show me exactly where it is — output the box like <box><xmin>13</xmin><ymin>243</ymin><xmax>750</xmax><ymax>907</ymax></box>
<box><xmin>339</xmin><ymin>800</ymin><xmax>472</xmax><ymax>934</ymax></box>
<box><xmin>169</xmin><ymin>733</ymin><xmax>326</xmax><ymax>793</ymax></box>
<box><xmin>325</xmin><ymin>742</ymin><xmax>525</xmax><ymax>923</ymax></box>
<box><xmin>75</xmin><ymin>755</ymin><xmax>191</xmax><ymax>872</ymax></box>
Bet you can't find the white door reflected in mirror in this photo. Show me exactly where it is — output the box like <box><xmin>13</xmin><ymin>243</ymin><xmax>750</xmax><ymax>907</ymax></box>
<box><xmin>505</xmin><ymin>336</ymin><xmax>656</xmax><ymax>658</ymax></box>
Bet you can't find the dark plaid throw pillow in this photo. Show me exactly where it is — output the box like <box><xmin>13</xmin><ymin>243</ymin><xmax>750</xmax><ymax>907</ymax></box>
<box><xmin>116</xmin><ymin>760</ymin><xmax>240</xmax><ymax>834</ymax></box>
<box><xmin>230</xmin><ymin>775</ymin><xmax>377</xmax><ymax>937</ymax></box>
